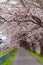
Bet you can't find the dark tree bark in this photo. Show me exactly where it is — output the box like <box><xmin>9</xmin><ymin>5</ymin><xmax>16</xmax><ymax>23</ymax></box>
<box><xmin>32</xmin><ymin>43</ymin><xmax>36</xmax><ymax>53</ymax></box>
<box><xmin>39</xmin><ymin>39</ymin><xmax>43</xmax><ymax>56</ymax></box>
<box><xmin>40</xmin><ymin>46</ymin><xmax>43</xmax><ymax>56</ymax></box>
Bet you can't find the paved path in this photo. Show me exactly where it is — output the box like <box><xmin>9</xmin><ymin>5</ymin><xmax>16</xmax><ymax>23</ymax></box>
<box><xmin>12</xmin><ymin>47</ymin><xmax>42</xmax><ymax>65</ymax></box>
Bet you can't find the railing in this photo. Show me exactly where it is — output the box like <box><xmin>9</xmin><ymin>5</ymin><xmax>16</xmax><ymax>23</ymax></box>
<box><xmin>0</xmin><ymin>48</ymin><xmax>14</xmax><ymax>65</ymax></box>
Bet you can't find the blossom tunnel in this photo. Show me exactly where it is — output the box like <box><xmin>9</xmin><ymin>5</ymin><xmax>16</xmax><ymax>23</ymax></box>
<box><xmin>0</xmin><ymin>0</ymin><xmax>43</xmax><ymax>56</ymax></box>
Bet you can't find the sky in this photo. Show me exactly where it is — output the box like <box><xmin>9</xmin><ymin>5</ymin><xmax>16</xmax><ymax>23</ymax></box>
<box><xmin>0</xmin><ymin>0</ymin><xmax>6</xmax><ymax>2</ymax></box>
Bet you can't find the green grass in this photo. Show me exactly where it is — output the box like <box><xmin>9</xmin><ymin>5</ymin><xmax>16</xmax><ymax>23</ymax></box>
<box><xmin>2</xmin><ymin>48</ymin><xmax>17</xmax><ymax>65</ymax></box>
<box><xmin>25</xmin><ymin>49</ymin><xmax>43</xmax><ymax>63</ymax></box>
<box><xmin>0</xmin><ymin>48</ymin><xmax>13</xmax><ymax>56</ymax></box>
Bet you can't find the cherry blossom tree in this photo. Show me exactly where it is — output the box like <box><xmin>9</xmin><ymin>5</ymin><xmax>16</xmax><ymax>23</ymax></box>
<box><xmin>0</xmin><ymin>0</ymin><xmax>43</xmax><ymax>56</ymax></box>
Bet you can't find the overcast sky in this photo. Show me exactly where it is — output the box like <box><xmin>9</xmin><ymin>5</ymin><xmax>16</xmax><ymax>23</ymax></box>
<box><xmin>0</xmin><ymin>0</ymin><xmax>6</xmax><ymax>2</ymax></box>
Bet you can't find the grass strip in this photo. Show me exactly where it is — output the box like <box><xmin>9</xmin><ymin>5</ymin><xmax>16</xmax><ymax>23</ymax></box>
<box><xmin>0</xmin><ymin>48</ymin><xmax>13</xmax><ymax>56</ymax></box>
<box><xmin>2</xmin><ymin>48</ymin><xmax>17</xmax><ymax>65</ymax></box>
<box><xmin>25</xmin><ymin>49</ymin><xmax>43</xmax><ymax>63</ymax></box>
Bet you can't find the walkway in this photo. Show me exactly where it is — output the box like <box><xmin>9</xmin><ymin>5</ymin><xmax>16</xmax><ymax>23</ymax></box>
<box><xmin>12</xmin><ymin>47</ymin><xmax>42</xmax><ymax>65</ymax></box>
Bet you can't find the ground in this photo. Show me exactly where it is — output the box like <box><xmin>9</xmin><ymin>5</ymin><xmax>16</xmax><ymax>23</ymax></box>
<box><xmin>12</xmin><ymin>47</ymin><xmax>42</xmax><ymax>65</ymax></box>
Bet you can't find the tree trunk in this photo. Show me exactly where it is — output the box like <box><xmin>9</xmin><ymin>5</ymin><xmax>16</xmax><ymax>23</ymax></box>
<box><xmin>32</xmin><ymin>43</ymin><xmax>36</xmax><ymax>53</ymax></box>
<box><xmin>40</xmin><ymin>46</ymin><xmax>43</xmax><ymax>56</ymax></box>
